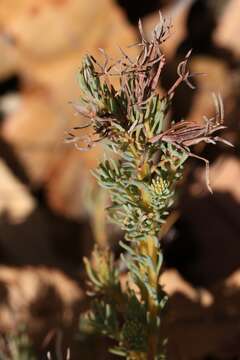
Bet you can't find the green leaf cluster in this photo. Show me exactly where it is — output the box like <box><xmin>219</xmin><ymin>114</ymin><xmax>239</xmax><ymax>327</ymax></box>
<box><xmin>76</xmin><ymin>16</ymin><xmax>190</xmax><ymax>360</ymax></box>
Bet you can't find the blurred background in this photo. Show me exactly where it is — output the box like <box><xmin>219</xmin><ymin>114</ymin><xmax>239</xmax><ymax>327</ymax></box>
<box><xmin>0</xmin><ymin>0</ymin><xmax>239</xmax><ymax>358</ymax></box>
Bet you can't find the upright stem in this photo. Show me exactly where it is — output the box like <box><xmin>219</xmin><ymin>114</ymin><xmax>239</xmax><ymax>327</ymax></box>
<box><xmin>139</xmin><ymin>236</ymin><xmax>160</xmax><ymax>359</ymax></box>
<box><xmin>77</xmin><ymin>15</ymin><xmax>210</xmax><ymax>359</ymax></box>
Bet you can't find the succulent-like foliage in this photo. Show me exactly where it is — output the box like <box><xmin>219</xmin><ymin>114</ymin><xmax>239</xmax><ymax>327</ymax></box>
<box><xmin>69</xmin><ymin>14</ymin><xmax>228</xmax><ymax>360</ymax></box>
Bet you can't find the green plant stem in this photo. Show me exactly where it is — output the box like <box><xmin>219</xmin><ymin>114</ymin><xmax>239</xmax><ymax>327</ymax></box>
<box><xmin>74</xmin><ymin>15</ymin><xmax>227</xmax><ymax>359</ymax></box>
<box><xmin>141</xmin><ymin>236</ymin><xmax>159</xmax><ymax>360</ymax></box>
